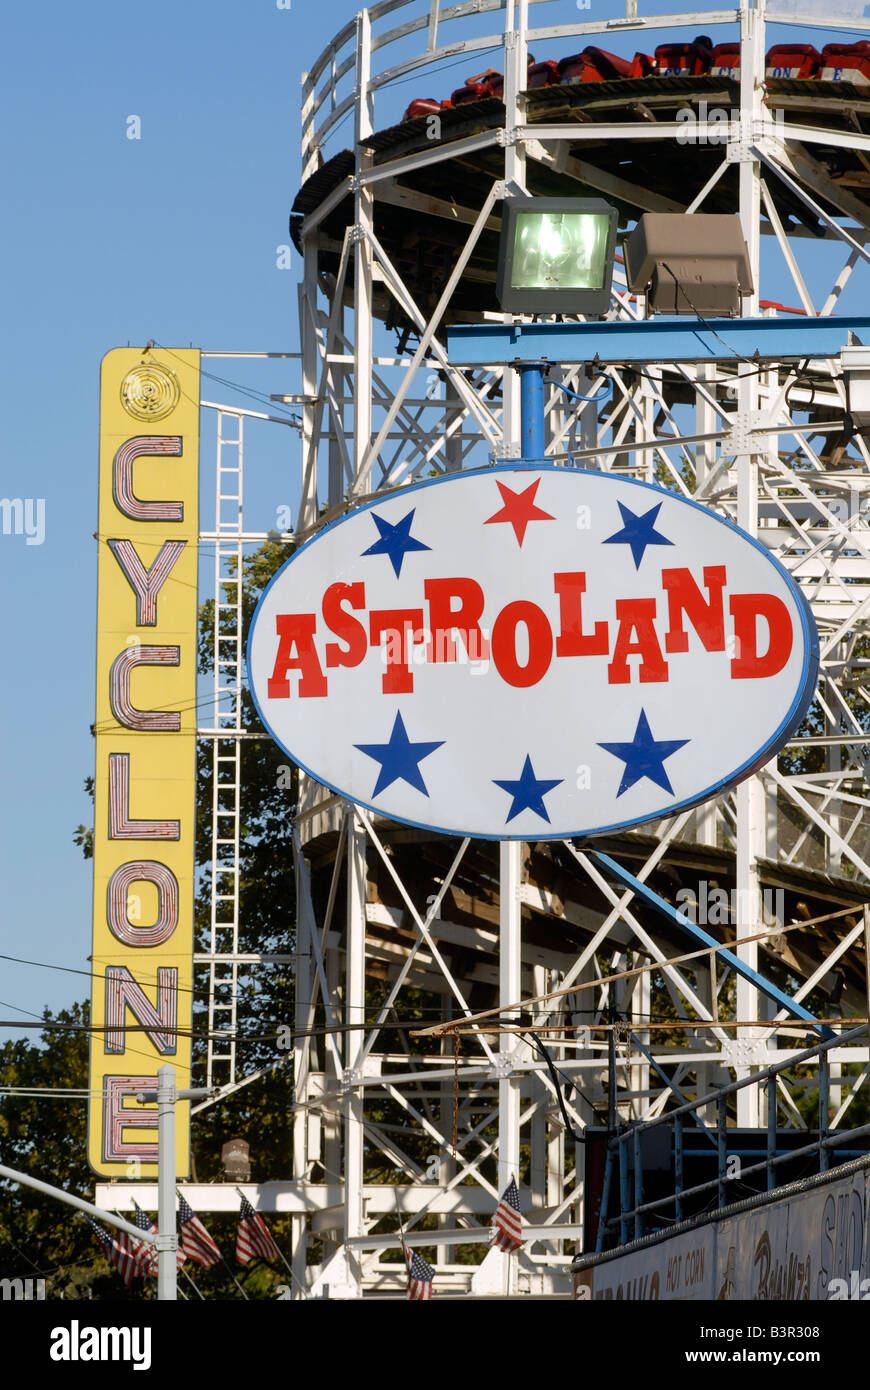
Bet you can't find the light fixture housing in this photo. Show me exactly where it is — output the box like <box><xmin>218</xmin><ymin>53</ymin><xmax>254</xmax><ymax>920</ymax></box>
<box><xmin>221</xmin><ymin>1137</ymin><xmax>251</xmax><ymax>1181</ymax></box>
<box><xmin>624</xmin><ymin>213</ymin><xmax>753</xmax><ymax>316</ymax></box>
<box><xmin>496</xmin><ymin>197</ymin><xmax>618</xmax><ymax>314</ymax></box>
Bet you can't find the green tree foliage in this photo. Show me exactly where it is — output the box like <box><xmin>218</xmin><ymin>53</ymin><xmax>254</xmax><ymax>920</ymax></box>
<box><xmin>0</xmin><ymin>1005</ymin><xmax>297</xmax><ymax>1297</ymax></box>
<box><xmin>0</xmin><ymin>540</ymin><xmax>301</xmax><ymax>1296</ymax></box>
<box><xmin>0</xmin><ymin>1006</ymin><xmax>103</xmax><ymax>1296</ymax></box>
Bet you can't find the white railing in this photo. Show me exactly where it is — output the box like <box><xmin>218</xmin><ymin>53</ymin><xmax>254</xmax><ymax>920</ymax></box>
<box><xmin>301</xmin><ymin>0</ymin><xmax>870</xmax><ymax>177</ymax></box>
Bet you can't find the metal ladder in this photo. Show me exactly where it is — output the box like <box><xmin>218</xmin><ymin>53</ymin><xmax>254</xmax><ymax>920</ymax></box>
<box><xmin>206</xmin><ymin>412</ymin><xmax>244</xmax><ymax>1088</ymax></box>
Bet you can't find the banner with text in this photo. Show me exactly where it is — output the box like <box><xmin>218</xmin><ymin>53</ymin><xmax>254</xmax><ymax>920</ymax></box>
<box><xmin>88</xmin><ymin>347</ymin><xmax>200</xmax><ymax>1178</ymax></box>
<box><xmin>574</xmin><ymin>1166</ymin><xmax>870</xmax><ymax>1300</ymax></box>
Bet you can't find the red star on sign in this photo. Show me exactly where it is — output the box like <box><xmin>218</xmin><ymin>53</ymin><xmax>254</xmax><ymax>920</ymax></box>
<box><xmin>484</xmin><ymin>478</ymin><xmax>555</xmax><ymax>547</ymax></box>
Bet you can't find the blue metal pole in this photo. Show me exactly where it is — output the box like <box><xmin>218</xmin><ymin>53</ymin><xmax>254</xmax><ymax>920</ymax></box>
<box><xmin>518</xmin><ymin>362</ymin><xmax>546</xmax><ymax>461</ymax></box>
<box><xmin>595</xmin><ymin>1144</ymin><xmax>614</xmax><ymax>1254</ymax></box>
<box><xmin>633</xmin><ymin>1125</ymin><xmax>644</xmax><ymax>1241</ymax></box>
<box><xmin>766</xmin><ymin>1075</ymin><xmax>777</xmax><ymax>1192</ymax></box>
<box><xmin>674</xmin><ymin>1114</ymin><xmax>684</xmax><ymax>1224</ymax></box>
<box><xmin>717</xmin><ymin>1093</ymin><xmax>727</xmax><ymax>1209</ymax></box>
<box><xmin>819</xmin><ymin>1051</ymin><xmax>830</xmax><ymax>1174</ymax></box>
<box><xmin>589</xmin><ymin>850</ymin><xmax>832</xmax><ymax>1039</ymax></box>
<box><xmin>618</xmin><ymin>1134</ymin><xmax>630</xmax><ymax>1245</ymax></box>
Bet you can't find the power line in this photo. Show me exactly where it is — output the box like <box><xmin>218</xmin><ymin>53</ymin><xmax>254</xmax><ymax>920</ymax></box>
<box><xmin>0</xmin><ymin>1015</ymin><xmax>456</xmax><ymax>1044</ymax></box>
<box><xmin>151</xmin><ymin>342</ymin><xmax>302</xmax><ymax>426</ymax></box>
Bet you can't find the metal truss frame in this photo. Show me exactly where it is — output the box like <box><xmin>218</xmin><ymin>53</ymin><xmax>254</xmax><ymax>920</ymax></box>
<box><xmin>195</xmin><ymin>386</ymin><xmax>300</xmax><ymax>1089</ymax></box>
<box><xmin>164</xmin><ymin>0</ymin><xmax>870</xmax><ymax>1299</ymax></box>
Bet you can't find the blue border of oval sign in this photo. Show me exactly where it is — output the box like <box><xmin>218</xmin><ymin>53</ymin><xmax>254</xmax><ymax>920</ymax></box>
<box><xmin>247</xmin><ymin>466</ymin><xmax>819</xmax><ymax>841</ymax></box>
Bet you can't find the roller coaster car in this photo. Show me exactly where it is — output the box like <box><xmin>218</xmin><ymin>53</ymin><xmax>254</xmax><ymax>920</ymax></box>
<box><xmin>450</xmin><ymin>77</ymin><xmax>493</xmax><ymax>105</ymax></box>
<box><xmin>450</xmin><ymin>57</ymin><xmax>539</xmax><ymax>104</ymax></box>
<box><xmin>708</xmin><ymin>40</ymin><xmax>831</xmax><ymax>81</ymax></box>
<box><xmin>820</xmin><ymin>41</ymin><xmax>870</xmax><ymax>85</ymax></box>
<box><xmin>654</xmin><ymin>34</ymin><xmax>715</xmax><ymax>76</ymax></box>
<box><xmin>402</xmin><ymin>97</ymin><xmax>443</xmax><ymax>121</ymax></box>
<box><xmin>765</xmin><ymin>43</ymin><xmax>822</xmax><ymax>79</ymax></box>
<box><xmin>527</xmin><ymin>59</ymin><xmax>560</xmax><ymax>88</ymax></box>
<box><xmin>403</xmin><ymin>31</ymin><xmax>858</xmax><ymax>124</ymax></box>
<box><xmin>710</xmin><ymin>42</ymin><xmax>740</xmax><ymax>78</ymax></box>
<box><xmin>629</xmin><ymin>52</ymin><xmax>655</xmax><ymax>78</ymax></box>
<box><xmin>556</xmin><ymin>45</ymin><xmax>640</xmax><ymax>83</ymax></box>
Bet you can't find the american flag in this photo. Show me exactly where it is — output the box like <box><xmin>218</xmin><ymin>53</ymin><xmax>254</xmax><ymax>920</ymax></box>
<box><xmin>84</xmin><ymin>1214</ymin><xmax>149</xmax><ymax>1287</ymax></box>
<box><xmin>178</xmin><ymin>1193</ymin><xmax>221</xmax><ymax>1268</ymax></box>
<box><xmin>490</xmin><ymin>1178</ymin><xmax>523</xmax><ymax>1253</ymax></box>
<box><xmin>406</xmin><ymin>1247</ymin><xmax>435</xmax><ymax>1301</ymax></box>
<box><xmin>133</xmin><ymin>1201</ymin><xmax>187</xmax><ymax>1274</ymax></box>
<box><xmin>236</xmin><ymin>1196</ymin><xmax>282</xmax><ymax>1265</ymax></box>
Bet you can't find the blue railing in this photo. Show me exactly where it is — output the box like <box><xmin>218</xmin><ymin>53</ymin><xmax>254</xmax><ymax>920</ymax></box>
<box><xmin>595</xmin><ymin>1023</ymin><xmax>870</xmax><ymax>1252</ymax></box>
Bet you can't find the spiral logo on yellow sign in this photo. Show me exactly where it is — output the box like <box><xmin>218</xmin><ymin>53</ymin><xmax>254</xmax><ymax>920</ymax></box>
<box><xmin>120</xmin><ymin>361</ymin><xmax>181</xmax><ymax>421</ymax></box>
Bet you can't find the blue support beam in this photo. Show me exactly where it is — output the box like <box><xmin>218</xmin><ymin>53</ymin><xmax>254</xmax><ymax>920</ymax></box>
<box><xmin>588</xmin><ymin>850</ymin><xmax>833</xmax><ymax>1039</ymax></box>
<box><xmin>447</xmin><ymin>315</ymin><xmax>870</xmax><ymax>366</ymax></box>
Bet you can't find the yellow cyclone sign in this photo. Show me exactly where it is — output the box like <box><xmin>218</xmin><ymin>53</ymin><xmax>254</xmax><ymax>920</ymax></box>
<box><xmin>89</xmin><ymin>348</ymin><xmax>200</xmax><ymax>1178</ymax></box>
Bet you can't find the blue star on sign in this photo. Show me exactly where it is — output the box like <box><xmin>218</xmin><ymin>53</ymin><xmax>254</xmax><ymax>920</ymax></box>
<box><xmin>355</xmin><ymin>711</ymin><xmax>444</xmax><ymax>798</ymax></box>
<box><xmin>361</xmin><ymin>507</ymin><xmax>431</xmax><ymax>578</ymax></box>
<box><xmin>603</xmin><ymin>500</ymin><xmax>673</xmax><ymax>570</ymax></box>
<box><xmin>493</xmin><ymin>755</ymin><xmax>563</xmax><ymax>824</ymax></box>
<box><xmin>598</xmin><ymin>709</ymin><xmax>689</xmax><ymax>798</ymax></box>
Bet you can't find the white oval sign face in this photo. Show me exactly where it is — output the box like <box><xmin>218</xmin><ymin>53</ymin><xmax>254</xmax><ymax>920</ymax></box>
<box><xmin>248</xmin><ymin>467</ymin><xmax>818</xmax><ymax>839</ymax></box>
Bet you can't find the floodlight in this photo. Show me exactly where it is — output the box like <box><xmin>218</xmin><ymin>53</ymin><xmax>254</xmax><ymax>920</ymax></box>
<box><xmin>624</xmin><ymin>213</ymin><xmax>753</xmax><ymax>316</ymax></box>
<box><xmin>496</xmin><ymin>197</ymin><xmax>617</xmax><ymax>314</ymax></box>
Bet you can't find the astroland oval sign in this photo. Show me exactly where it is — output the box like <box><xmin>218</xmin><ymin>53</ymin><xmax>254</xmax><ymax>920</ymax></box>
<box><xmin>247</xmin><ymin>466</ymin><xmax>818</xmax><ymax>840</ymax></box>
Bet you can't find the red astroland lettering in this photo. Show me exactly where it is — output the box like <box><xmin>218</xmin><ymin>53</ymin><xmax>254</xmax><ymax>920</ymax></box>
<box><xmin>424</xmin><ymin>577</ymin><xmax>489</xmax><ymax>662</ymax></box>
<box><xmin>662</xmin><ymin>566</ymin><xmax>727</xmax><ymax>653</ymax></box>
<box><xmin>729</xmin><ymin>593</ymin><xmax>792</xmax><ymax>677</ymax></box>
<box><xmin>264</xmin><ymin>565</ymin><xmax>795</xmax><ymax>700</ymax></box>
<box><xmin>553</xmin><ymin>572</ymin><xmax>608</xmax><ymax>657</ymax></box>
<box><xmin>491</xmin><ymin>601</ymin><xmax>553</xmax><ymax>688</ymax></box>
<box><xmin>268</xmin><ymin>614</ymin><xmax>328</xmax><ymax>698</ymax></box>
<box><xmin>607</xmin><ymin>599</ymin><xmax>669</xmax><ymax>684</ymax></box>
<box><xmin>369</xmin><ymin>608</ymin><xmax>425</xmax><ymax>693</ymax></box>
<box><xmin>323</xmin><ymin>582</ymin><xmax>367</xmax><ymax>668</ymax></box>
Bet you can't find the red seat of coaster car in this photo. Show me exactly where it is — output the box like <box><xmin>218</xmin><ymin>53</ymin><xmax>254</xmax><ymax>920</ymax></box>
<box><xmin>709</xmin><ymin>42</ymin><xmax>741</xmax><ymax>77</ymax></box>
<box><xmin>765</xmin><ymin>43</ymin><xmax>822</xmax><ymax>79</ymax></box>
<box><xmin>454</xmin><ymin>57</ymin><xmax>542</xmax><ymax>101</ymax></box>
<box><xmin>654</xmin><ymin>35</ymin><xmax>714</xmax><ymax>76</ymax></box>
<box><xmin>527</xmin><ymin>59</ymin><xmax>560</xmax><ymax>89</ymax></box>
<box><xmin>557</xmin><ymin>46</ymin><xmax>634</xmax><ymax>83</ymax></box>
<box><xmin>820</xmin><ymin>41</ymin><xmax>870</xmax><ymax>84</ymax></box>
<box><xmin>581</xmin><ymin>46</ymin><xmax>636</xmax><ymax>79</ymax></box>
<box><xmin>402</xmin><ymin>98</ymin><xmax>442</xmax><ymax>121</ymax></box>
<box><xmin>450</xmin><ymin>76</ymin><xmax>496</xmax><ymax>105</ymax></box>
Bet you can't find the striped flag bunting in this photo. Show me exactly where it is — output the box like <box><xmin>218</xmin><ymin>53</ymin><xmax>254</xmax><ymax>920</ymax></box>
<box><xmin>489</xmin><ymin>1178</ymin><xmax>523</xmax><ymax>1253</ymax></box>
<box><xmin>406</xmin><ymin>1247</ymin><xmax>435</xmax><ymax>1301</ymax></box>
<box><xmin>84</xmin><ymin>1214</ymin><xmax>150</xmax><ymax>1287</ymax></box>
<box><xmin>236</xmin><ymin>1196</ymin><xmax>283</xmax><ymax>1265</ymax></box>
<box><xmin>132</xmin><ymin>1201</ymin><xmax>187</xmax><ymax>1274</ymax></box>
<box><xmin>178</xmin><ymin>1192</ymin><xmax>222</xmax><ymax>1268</ymax></box>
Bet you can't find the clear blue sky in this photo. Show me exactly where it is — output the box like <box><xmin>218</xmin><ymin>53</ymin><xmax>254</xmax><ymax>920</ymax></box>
<box><xmin>0</xmin><ymin>0</ymin><xmax>351</xmax><ymax>1038</ymax></box>
<box><xmin>2</xmin><ymin>0</ymin><xmax>868</xmax><ymax>1041</ymax></box>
